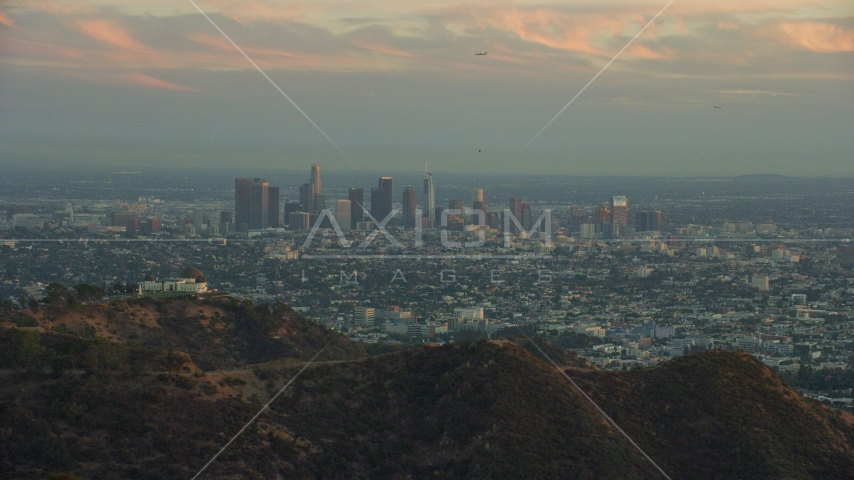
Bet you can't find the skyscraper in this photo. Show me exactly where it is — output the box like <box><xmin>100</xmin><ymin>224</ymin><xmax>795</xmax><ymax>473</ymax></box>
<box><xmin>471</xmin><ymin>189</ymin><xmax>486</xmax><ymax>225</ymax></box>
<box><xmin>570</xmin><ymin>205</ymin><xmax>587</xmax><ymax>226</ymax></box>
<box><xmin>234</xmin><ymin>178</ymin><xmax>253</xmax><ymax>231</ymax></box>
<box><xmin>349</xmin><ymin>188</ymin><xmax>364</xmax><ymax>226</ymax></box>
<box><xmin>371</xmin><ymin>176</ymin><xmax>393</xmax><ymax>221</ymax></box>
<box><xmin>650</xmin><ymin>210</ymin><xmax>663</xmax><ymax>231</ymax></box>
<box><xmin>423</xmin><ymin>169</ymin><xmax>435</xmax><ymax>229</ymax></box>
<box><xmin>235</xmin><ymin>178</ymin><xmax>274</xmax><ymax>231</ymax></box>
<box><xmin>298</xmin><ymin>164</ymin><xmax>324</xmax><ymax>216</ymax></box>
<box><xmin>402</xmin><ymin>186</ymin><xmax>416</xmax><ymax>229</ymax></box>
<box><xmin>299</xmin><ymin>183</ymin><xmax>314</xmax><ymax>214</ymax></box>
<box><xmin>268</xmin><ymin>186</ymin><xmax>280</xmax><ymax>228</ymax></box>
<box><xmin>508</xmin><ymin>196</ymin><xmax>522</xmax><ymax>234</ymax></box>
<box><xmin>635</xmin><ymin>210</ymin><xmax>650</xmax><ymax>232</ymax></box>
<box><xmin>610</xmin><ymin>196</ymin><xmax>629</xmax><ymax>238</ymax></box>
<box><xmin>250</xmin><ymin>178</ymin><xmax>269</xmax><ymax>230</ymax></box>
<box><xmin>335</xmin><ymin>199</ymin><xmax>352</xmax><ymax>231</ymax></box>
<box><xmin>310</xmin><ymin>164</ymin><xmax>322</xmax><ymax>195</ymax></box>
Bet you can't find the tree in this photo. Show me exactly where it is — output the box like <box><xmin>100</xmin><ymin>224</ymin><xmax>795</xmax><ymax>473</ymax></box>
<box><xmin>12</xmin><ymin>330</ymin><xmax>45</xmax><ymax>372</ymax></box>
<box><xmin>74</xmin><ymin>284</ymin><xmax>106</xmax><ymax>303</ymax></box>
<box><xmin>28</xmin><ymin>297</ymin><xmax>40</xmax><ymax>311</ymax></box>
<box><xmin>45</xmin><ymin>283</ymin><xmax>69</xmax><ymax>306</ymax></box>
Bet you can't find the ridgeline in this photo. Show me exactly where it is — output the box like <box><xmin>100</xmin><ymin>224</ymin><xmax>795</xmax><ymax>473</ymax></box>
<box><xmin>1</xmin><ymin>297</ymin><xmax>852</xmax><ymax>479</ymax></box>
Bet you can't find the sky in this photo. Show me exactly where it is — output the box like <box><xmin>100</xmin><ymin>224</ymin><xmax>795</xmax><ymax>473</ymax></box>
<box><xmin>0</xmin><ymin>0</ymin><xmax>852</xmax><ymax>176</ymax></box>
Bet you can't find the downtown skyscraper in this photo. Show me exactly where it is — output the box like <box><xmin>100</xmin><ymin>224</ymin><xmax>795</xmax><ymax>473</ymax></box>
<box><xmin>370</xmin><ymin>176</ymin><xmax>393</xmax><ymax>222</ymax></box>
<box><xmin>423</xmin><ymin>168</ymin><xmax>435</xmax><ymax>229</ymax></box>
<box><xmin>235</xmin><ymin>178</ymin><xmax>278</xmax><ymax>231</ymax></box>
<box><xmin>402</xmin><ymin>186</ymin><xmax>416</xmax><ymax>230</ymax></box>
<box><xmin>299</xmin><ymin>164</ymin><xmax>325</xmax><ymax>215</ymax></box>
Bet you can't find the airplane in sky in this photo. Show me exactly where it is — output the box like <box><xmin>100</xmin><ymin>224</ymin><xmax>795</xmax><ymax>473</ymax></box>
<box><xmin>475</xmin><ymin>52</ymin><xmax>487</xmax><ymax>56</ymax></box>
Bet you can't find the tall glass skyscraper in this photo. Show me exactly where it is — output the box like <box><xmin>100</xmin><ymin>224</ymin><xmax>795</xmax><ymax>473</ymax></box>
<box><xmin>423</xmin><ymin>169</ymin><xmax>435</xmax><ymax>229</ymax></box>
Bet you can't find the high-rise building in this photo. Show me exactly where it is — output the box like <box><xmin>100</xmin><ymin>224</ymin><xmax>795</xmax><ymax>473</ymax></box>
<box><xmin>284</xmin><ymin>202</ymin><xmax>302</xmax><ymax>227</ymax></box>
<box><xmin>310</xmin><ymin>164</ymin><xmax>322</xmax><ymax>195</ymax></box>
<box><xmin>220</xmin><ymin>211</ymin><xmax>233</xmax><ymax>224</ymax></box>
<box><xmin>449</xmin><ymin>199</ymin><xmax>463</xmax><ymax>211</ymax></box>
<box><xmin>471</xmin><ymin>188</ymin><xmax>486</xmax><ymax>225</ymax></box>
<box><xmin>651</xmin><ymin>210</ymin><xmax>663</xmax><ymax>231</ymax></box>
<box><xmin>268</xmin><ymin>186</ymin><xmax>280</xmax><ymax>228</ymax></box>
<box><xmin>508</xmin><ymin>196</ymin><xmax>522</xmax><ymax>234</ymax></box>
<box><xmin>289</xmin><ymin>212</ymin><xmax>310</xmax><ymax>231</ymax></box>
<box><xmin>335</xmin><ymin>199</ymin><xmax>352</xmax><ymax>231</ymax></box>
<box><xmin>235</xmin><ymin>178</ymin><xmax>274</xmax><ymax>231</ymax></box>
<box><xmin>192</xmin><ymin>209</ymin><xmax>203</xmax><ymax>229</ymax></box>
<box><xmin>521</xmin><ymin>203</ymin><xmax>532</xmax><ymax>231</ymax></box>
<box><xmin>610</xmin><ymin>196</ymin><xmax>628</xmax><ymax>238</ymax></box>
<box><xmin>371</xmin><ymin>176</ymin><xmax>393</xmax><ymax>222</ymax></box>
<box><xmin>349</xmin><ymin>188</ymin><xmax>364</xmax><ymax>225</ymax></box>
<box><xmin>299</xmin><ymin>183</ymin><xmax>314</xmax><ymax>214</ymax></box>
<box><xmin>570</xmin><ymin>205</ymin><xmax>587</xmax><ymax>226</ymax></box>
<box><xmin>250</xmin><ymin>178</ymin><xmax>269</xmax><ymax>230</ymax></box>
<box><xmin>234</xmin><ymin>178</ymin><xmax>253</xmax><ymax>231</ymax></box>
<box><xmin>402</xmin><ymin>186</ymin><xmax>416</xmax><ymax>229</ymax></box>
<box><xmin>635</xmin><ymin>210</ymin><xmax>650</xmax><ymax>232</ymax></box>
<box><xmin>423</xmin><ymin>171</ymin><xmax>435</xmax><ymax>229</ymax></box>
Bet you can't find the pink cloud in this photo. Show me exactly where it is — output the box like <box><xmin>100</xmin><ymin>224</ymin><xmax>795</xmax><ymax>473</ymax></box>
<box><xmin>77</xmin><ymin>19</ymin><xmax>147</xmax><ymax>51</ymax></box>
<box><xmin>120</xmin><ymin>72</ymin><xmax>195</xmax><ymax>92</ymax></box>
<box><xmin>351</xmin><ymin>41</ymin><xmax>413</xmax><ymax>57</ymax></box>
<box><xmin>0</xmin><ymin>10</ymin><xmax>16</xmax><ymax>28</ymax></box>
<box><xmin>774</xmin><ymin>21</ymin><xmax>854</xmax><ymax>52</ymax></box>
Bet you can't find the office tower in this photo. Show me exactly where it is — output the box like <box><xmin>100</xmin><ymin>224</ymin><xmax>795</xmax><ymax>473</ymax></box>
<box><xmin>313</xmin><ymin>192</ymin><xmax>326</xmax><ymax>214</ymax></box>
<box><xmin>354</xmin><ymin>307</ymin><xmax>375</xmax><ymax>328</ymax></box>
<box><xmin>250</xmin><ymin>178</ymin><xmax>269</xmax><ymax>230</ymax></box>
<box><xmin>402</xmin><ymin>186</ymin><xmax>416</xmax><ymax>230</ymax></box>
<box><xmin>220</xmin><ymin>211</ymin><xmax>233</xmax><ymax>224</ymax></box>
<box><xmin>112</xmin><ymin>212</ymin><xmax>139</xmax><ymax>233</ymax></box>
<box><xmin>371</xmin><ymin>176</ymin><xmax>393</xmax><ymax>221</ymax></box>
<box><xmin>580</xmin><ymin>223</ymin><xmax>596</xmax><ymax>240</ymax></box>
<box><xmin>449</xmin><ymin>199</ymin><xmax>463</xmax><ymax>211</ymax></box>
<box><xmin>289</xmin><ymin>212</ymin><xmax>310</xmax><ymax>231</ymax></box>
<box><xmin>284</xmin><ymin>202</ymin><xmax>302</xmax><ymax>226</ymax></box>
<box><xmin>570</xmin><ymin>205</ymin><xmax>587</xmax><ymax>226</ymax></box>
<box><xmin>635</xmin><ymin>210</ymin><xmax>650</xmax><ymax>232</ymax></box>
<box><xmin>651</xmin><ymin>210</ymin><xmax>663</xmax><ymax>231</ymax></box>
<box><xmin>423</xmin><ymin>169</ymin><xmax>435</xmax><ymax>229</ymax></box>
<box><xmin>310</xmin><ymin>164</ymin><xmax>322</xmax><ymax>194</ymax></box>
<box><xmin>299</xmin><ymin>183</ymin><xmax>314</xmax><ymax>214</ymax></box>
<box><xmin>349</xmin><ymin>188</ymin><xmax>364</xmax><ymax>225</ymax></box>
<box><xmin>594</xmin><ymin>204</ymin><xmax>611</xmax><ymax>224</ymax></box>
<box><xmin>521</xmin><ymin>203</ymin><xmax>532</xmax><ymax>231</ymax></box>
<box><xmin>234</xmin><ymin>178</ymin><xmax>253</xmax><ymax>231</ymax></box>
<box><xmin>472</xmin><ymin>189</ymin><xmax>483</xmax><ymax>204</ymax></box>
<box><xmin>335</xmin><ymin>199</ymin><xmax>352</xmax><ymax>230</ymax></box>
<box><xmin>610</xmin><ymin>196</ymin><xmax>628</xmax><ymax>238</ymax></box>
<box><xmin>268</xmin><ymin>186</ymin><xmax>280</xmax><ymax>228</ymax></box>
<box><xmin>235</xmin><ymin>178</ymin><xmax>274</xmax><ymax>231</ymax></box>
<box><xmin>508</xmin><ymin>196</ymin><xmax>522</xmax><ymax>234</ymax></box>
<box><xmin>192</xmin><ymin>209</ymin><xmax>203</xmax><ymax>229</ymax></box>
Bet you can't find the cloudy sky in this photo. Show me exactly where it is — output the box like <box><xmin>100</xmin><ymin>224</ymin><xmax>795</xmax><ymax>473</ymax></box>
<box><xmin>0</xmin><ymin>0</ymin><xmax>852</xmax><ymax>175</ymax></box>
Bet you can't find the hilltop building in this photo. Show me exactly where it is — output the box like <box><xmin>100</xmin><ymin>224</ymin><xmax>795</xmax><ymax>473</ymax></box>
<box><xmin>140</xmin><ymin>267</ymin><xmax>208</xmax><ymax>294</ymax></box>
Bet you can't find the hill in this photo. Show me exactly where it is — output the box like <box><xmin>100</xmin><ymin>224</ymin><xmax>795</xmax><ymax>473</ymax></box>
<box><xmin>0</xmin><ymin>296</ymin><xmax>370</xmax><ymax>373</ymax></box>
<box><xmin>2</xmin><ymin>299</ymin><xmax>854</xmax><ymax>479</ymax></box>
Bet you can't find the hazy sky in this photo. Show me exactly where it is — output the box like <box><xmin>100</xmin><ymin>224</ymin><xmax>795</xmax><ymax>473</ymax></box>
<box><xmin>0</xmin><ymin>0</ymin><xmax>852</xmax><ymax>175</ymax></box>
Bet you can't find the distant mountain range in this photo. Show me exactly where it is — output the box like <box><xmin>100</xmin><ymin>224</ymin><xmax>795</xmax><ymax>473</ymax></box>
<box><xmin>2</xmin><ymin>297</ymin><xmax>853</xmax><ymax>479</ymax></box>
